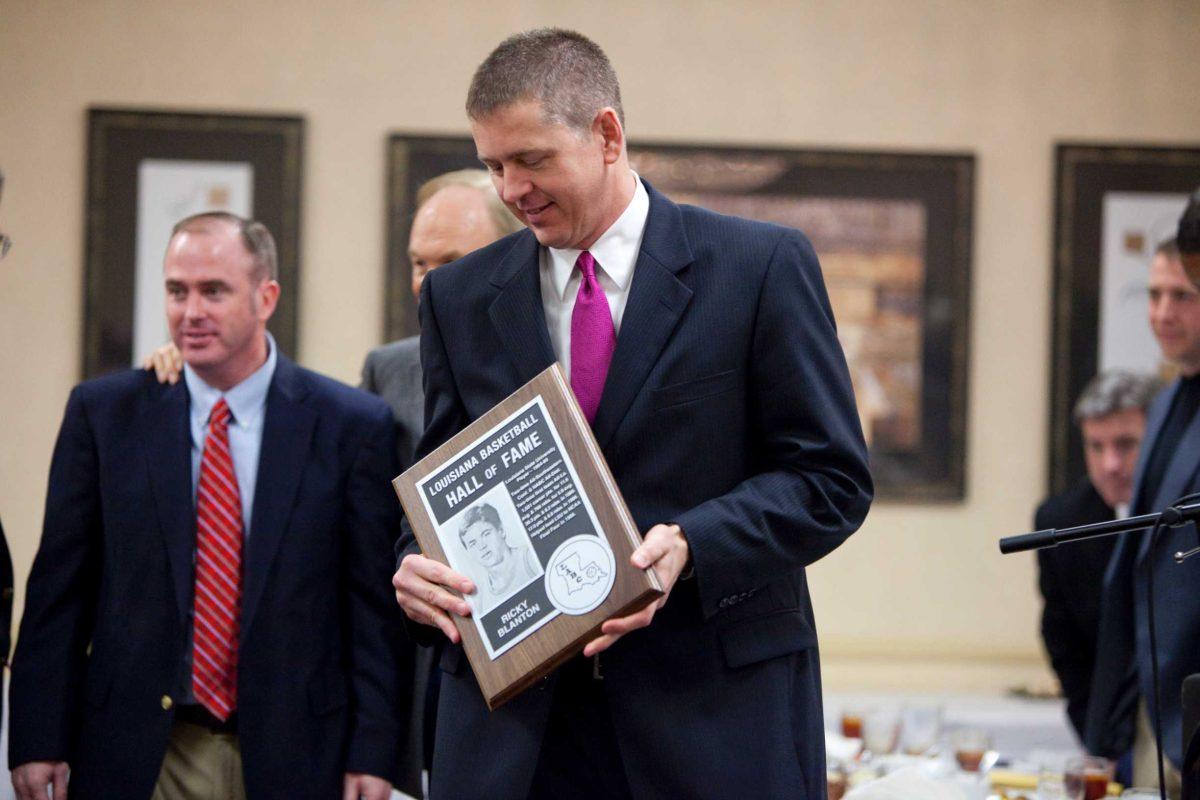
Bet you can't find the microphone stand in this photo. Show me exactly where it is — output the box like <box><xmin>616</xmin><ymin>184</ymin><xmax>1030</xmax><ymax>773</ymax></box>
<box><xmin>999</xmin><ymin>501</ymin><xmax>1200</xmax><ymax>558</ymax></box>
<box><xmin>1000</xmin><ymin>495</ymin><xmax>1200</xmax><ymax>800</ymax></box>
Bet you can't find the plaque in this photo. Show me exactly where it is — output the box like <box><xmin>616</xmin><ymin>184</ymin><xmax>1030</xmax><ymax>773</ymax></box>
<box><xmin>393</xmin><ymin>365</ymin><xmax>664</xmax><ymax>709</ymax></box>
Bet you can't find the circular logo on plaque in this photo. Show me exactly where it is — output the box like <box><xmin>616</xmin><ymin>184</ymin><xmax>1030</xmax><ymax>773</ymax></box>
<box><xmin>545</xmin><ymin>535</ymin><xmax>616</xmax><ymax>615</ymax></box>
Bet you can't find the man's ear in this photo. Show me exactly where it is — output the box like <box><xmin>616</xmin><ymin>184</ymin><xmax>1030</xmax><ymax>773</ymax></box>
<box><xmin>594</xmin><ymin>108</ymin><xmax>624</xmax><ymax>166</ymax></box>
<box><xmin>257</xmin><ymin>279</ymin><xmax>281</xmax><ymax>321</ymax></box>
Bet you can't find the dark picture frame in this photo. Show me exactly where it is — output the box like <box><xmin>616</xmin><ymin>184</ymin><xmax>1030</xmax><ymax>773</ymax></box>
<box><xmin>84</xmin><ymin>108</ymin><xmax>304</xmax><ymax>379</ymax></box>
<box><xmin>386</xmin><ymin>135</ymin><xmax>974</xmax><ymax>500</ymax></box>
<box><xmin>1049</xmin><ymin>143</ymin><xmax>1200</xmax><ymax>496</ymax></box>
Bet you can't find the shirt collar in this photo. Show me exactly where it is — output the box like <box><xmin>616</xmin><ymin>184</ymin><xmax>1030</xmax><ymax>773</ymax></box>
<box><xmin>183</xmin><ymin>332</ymin><xmax>278</xmax><ymax>428</ymax></box>
<box><xmin>546</xmin><ymin>173</ymin><xmax>650</xmax><ymax>301</ymax></box>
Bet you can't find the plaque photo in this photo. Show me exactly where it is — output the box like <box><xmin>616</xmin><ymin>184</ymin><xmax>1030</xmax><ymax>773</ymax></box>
<box><xmin>395</xmin><ymin>366</ymin><xmax>662</xmax><ymax>708</ymax></box>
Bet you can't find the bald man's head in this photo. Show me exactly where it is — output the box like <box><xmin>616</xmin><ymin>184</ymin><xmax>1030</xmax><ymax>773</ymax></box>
<box><xmin>410</xmin><ymin>183</ymin><xmax>512</xmax><ymax>300</ymax></box>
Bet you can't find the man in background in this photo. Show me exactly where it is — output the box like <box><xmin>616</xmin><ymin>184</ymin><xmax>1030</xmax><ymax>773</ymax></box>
<box><xmin>11</xmin><ymin>213</ymin><xmax>404</xmax><ymax>800</ymax></box>
<box><xmin>1035</xmin><ymin>369</ymin><xmax>1159</xmax><ymax>741</ymax></box>
<box><xmin>1087</xmin><ymin>239</ymin><xmax>1200</xmax><ymax>796</ymax></box>
<box><xmin>360</xmin><ymin>168</ymin><xmax>522</xmax><ymax>470</ymax></box>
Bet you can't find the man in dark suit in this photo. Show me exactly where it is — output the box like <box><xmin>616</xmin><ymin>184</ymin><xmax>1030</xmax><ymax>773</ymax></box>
<box><xmin>1036</xmin><ymin>369</ymin><xmax>1159</xmax><ymax>741</ymax></box>
<box><xmin>392</xmin><ymin>29</ymin><xmax>873</xmax><ymax>800</ymax></box>
<box><xmin>10</xmin><ymin>213</ymin><xmax>404</xmax><ymax>800</ymax></box>
<box><xmin>1087</xmin><ymin>239</ymin><xmax>1200</xmax><ymax>795</ymax></box>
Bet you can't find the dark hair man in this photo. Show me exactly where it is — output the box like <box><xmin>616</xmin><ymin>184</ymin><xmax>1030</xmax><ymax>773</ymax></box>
<box><xmin>10</xmin><ymin>213</ymin><xmax>405</xmax><ymax>800</ymax></box>
<box><xmin>1087</xmin><ymin>239</ymin><xmax>1200</xmax><ymax>796</ymax></box>
<box><xmin>392</xmin><ymin>28</ymin><xmax>872</xmax><ymax>800</ymax></box>
<box><xmin>1035</xmin><ymin>369</ymin><xmax>1160</xmax><ymax>741</ymax></box>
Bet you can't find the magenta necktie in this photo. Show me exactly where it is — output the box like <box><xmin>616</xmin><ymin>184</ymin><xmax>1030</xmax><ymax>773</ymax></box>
<box><xmin>569</xmin><ymin>251</ymin><xmax>616</xmax><ymax>423</ymax></box>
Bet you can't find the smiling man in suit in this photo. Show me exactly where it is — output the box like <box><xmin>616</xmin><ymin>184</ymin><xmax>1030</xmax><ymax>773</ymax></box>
<box><xmin>392</xmin><ymin>28</ymin><xmax>873</xmax><ymax>800</ymax></box>
<box><xmin>10</xmin><ymin>213</ymin><xmax>405</xmax><ymax>800</ymax></box>
<box><xmin>1087</xmin><ymin>239</ymin><xmax>1200</xmax><ymax>796</ymax></box>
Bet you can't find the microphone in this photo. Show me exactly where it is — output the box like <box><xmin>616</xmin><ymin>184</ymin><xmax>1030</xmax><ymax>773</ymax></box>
<box><xmin>1179</xmin><ymin>187</ymin><xmax>1200</xmax><ymax>290</ymax></box>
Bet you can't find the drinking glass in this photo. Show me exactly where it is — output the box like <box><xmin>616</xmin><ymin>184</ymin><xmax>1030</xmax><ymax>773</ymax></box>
<box><xmin>900</xmin><ymin>704</ymin><xmax>941</xmax><ymax>755</ymax></box>
<box><xmin>862</xmin><ymin>707</ymin><xmax>900</xmax><ymax>755</ymax></box>
<box><xmin>840</xmin><ymin>706</ymin><xmax>866</xmax><ymax>739</ymax></box>
<box><xmin>949</xmin><ymin>728</ymin><xmax>991</xmax><ymax>772</ymax></box>
<box><xmin>1063</xmin><ymin>755</ymin><xmax>1114</xmax><ymax>800</ymax></box>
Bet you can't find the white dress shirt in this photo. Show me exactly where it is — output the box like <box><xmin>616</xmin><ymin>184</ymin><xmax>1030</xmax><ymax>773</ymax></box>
<box><xmin>539</xmin><ymin>174</ymin><xmax>650</xmax><ymax>380</ymax></box>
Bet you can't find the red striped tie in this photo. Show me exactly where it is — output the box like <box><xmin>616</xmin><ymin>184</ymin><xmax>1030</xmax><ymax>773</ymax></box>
<box><xmin>192</xmin><ymin>398</ymin><xmax>242</xmax><ymax>720</ymax></box>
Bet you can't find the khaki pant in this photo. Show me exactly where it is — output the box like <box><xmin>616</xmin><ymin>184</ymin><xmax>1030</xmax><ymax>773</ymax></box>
<box><xmin>1133</xmin><ymin>700</ymin><xmax>1183</xmax><ymax>799</ymax></box>
<box><xmin>152</xmin><ymin>719</ymin><xmax>247</xmax><ymax>800</ymax></box>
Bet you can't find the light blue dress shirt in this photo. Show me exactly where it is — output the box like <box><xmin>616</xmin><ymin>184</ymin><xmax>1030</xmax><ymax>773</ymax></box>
<box><xmin>182</xmin><ymin>333</ymin><xmax>277</xmax><ymax>538</ymax></box>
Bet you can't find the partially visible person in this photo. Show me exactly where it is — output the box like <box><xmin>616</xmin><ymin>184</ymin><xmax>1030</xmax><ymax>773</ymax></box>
<box><xmin>10</xmin><ymin>212</ymin><xmax>404</xmax><ymax>800</ymax></box>
<box><xmin>1087</xmin><ymin>239</ymin><xmax>1200</xmax><ymax>797</ymax></box>
<box><xmin>1036</xmin><ymin>369</ymin><xmax>1160</xmax><ymax>741</ymax></box>
<box><xmin>0</xmin><ymin>172</ymin><xmax>21</xmax><ymax>727</ymax></box>
<box><xmin>456</xmin><ymin>503</ymin><xmax>540</xmax><ymax>614</ymax></box>
<box><xmin>360</xmin><ymin>169</ymin><xmax>522</xmax><ymax>470</ymax></box>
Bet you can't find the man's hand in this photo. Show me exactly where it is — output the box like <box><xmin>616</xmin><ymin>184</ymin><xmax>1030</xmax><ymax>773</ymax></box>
<box><xmin>342</xmin><ymin>772</ymin><xmax>392</xmax><ymax>800</ymax></box>
<box><xmin>141</xmin><ymin>342</ymin><xmax>183</xmax><ymax>385</ymax></box>
<box><xmin>583</xmin><ymin>523</ymin><xmax>689</xmax><ymax>657</ymax></box>
<box><xmin>13</xmin><ymin>760</ymin><xmax>69</xmax><ymax>800</ymax></box>
<box><xmin>393</xmin><ymin>553</ymin><xmax>475</xmax><ymax>643</ymax></box>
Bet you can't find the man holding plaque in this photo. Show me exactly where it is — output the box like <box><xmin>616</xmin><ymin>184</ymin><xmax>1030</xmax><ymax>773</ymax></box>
<box><xmin>393</xmin><ymin>28</ymin><xmax>873</xmax><ymax>800</ymax></box>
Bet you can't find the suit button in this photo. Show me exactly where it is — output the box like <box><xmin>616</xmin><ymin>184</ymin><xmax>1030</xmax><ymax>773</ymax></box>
<box><xmin>161</xmin><ymin>695</ymin><xmax>174</xmax><ymax>711</ymax></box>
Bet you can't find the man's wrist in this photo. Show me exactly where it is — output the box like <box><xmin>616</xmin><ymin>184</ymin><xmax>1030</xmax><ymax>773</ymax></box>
<box><xmin>673</xmin><ymin>523</ymin><xmax>694</xmax><ymax>581</ymax></box>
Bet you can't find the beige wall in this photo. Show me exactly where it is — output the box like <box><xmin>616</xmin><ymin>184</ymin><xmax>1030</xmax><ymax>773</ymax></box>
<box><xmin>3</xmin><ymin>0</ymin><xmax>1199</xmax><ymax>692</ymax></box>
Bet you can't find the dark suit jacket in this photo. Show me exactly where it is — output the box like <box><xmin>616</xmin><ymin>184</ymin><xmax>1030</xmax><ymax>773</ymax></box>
<box><xmin>1086</xmin><ymin>379</ymin><xmax>1200</xmax><ymax>767</ymax></box>
<box><xmin>398</xmin><ymin>180</ymin><xmax>873</xmax><ymax>800</ymax></box>
<box><xmin>1034</xmin><ymin>478</ymin><xmax>1116</xmax><ymax>740</ymax></box>
<box><xmin>9</xmin><ymin>356</ymin><xmax>407</xmax><ymax>799</ymax></box>
<box><xmin>359</xmin><ymin>334</ymin><xmax>431</xmax><ymax>796</ymax></box>
<box><xmin>361</xmin><ymin>335</ymin><xmax>424</xmax><ymax>471</ymax></box>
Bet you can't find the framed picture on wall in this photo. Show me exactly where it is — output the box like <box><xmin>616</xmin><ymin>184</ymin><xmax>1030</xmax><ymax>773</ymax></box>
<box><xmin>84</xmin><ymin>107</ymin><xmax>304</xmax><ymax>379</ymax></box>
<box><xmin>1048</xmin><ymin>143</ymin><xmax>1200</xmax><ymax>496</ymax></box>
<box><xmin>386</xmin><ymin>135</ymin><xmax>974</xmax><ymax>501</ymax></box>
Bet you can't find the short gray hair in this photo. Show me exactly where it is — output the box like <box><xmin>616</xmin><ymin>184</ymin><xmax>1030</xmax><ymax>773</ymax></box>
<box><xmin>170</xmin><ymin>211</ymin><xmax>278</xmax><ymax>282</ymax></box>
<box><xmin>1073</xmin><ymin>369</ymin><xmax>1162</xmax><ymax>424</ymax></box>
<box><xmin>466</xmin><ymin>28</ymin><xmax>624</xmax><ymax>132</ymax></box>
<box><xmin>416</xmin><ymin>169</ymin><xmax>522</xmax><ymax>237</ymax></box>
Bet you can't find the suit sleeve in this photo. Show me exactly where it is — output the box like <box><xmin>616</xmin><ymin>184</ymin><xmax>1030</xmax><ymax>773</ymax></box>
<box><xmin>395</xmin><ymin>276</ymin><xmax>470</xmax><ymax>648</ymax></box>
<box><xmin>673</xmin><ymin>230</ymin><xmax>874</xmax><ymax>619</ymax></box>
<box><xmin>342</xmin><ymin>404</ymin><xmax>408</xmax><ymax>779</ymax></box>
<box><xmin>359</xmin><ymin>349</ymin><xmax>380</xmax><ymax>394</ymax></box>
<box><xmin>9</xmin><ymin>387</ymin><xmax>104</xmax><ymax>768</ymax></box>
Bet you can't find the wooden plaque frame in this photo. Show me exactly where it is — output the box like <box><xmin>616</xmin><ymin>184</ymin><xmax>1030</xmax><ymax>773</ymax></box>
<box><xmin>394</xmin><ymin>365</ymin><xmax>663</xmax><ymax>709</ymax></box>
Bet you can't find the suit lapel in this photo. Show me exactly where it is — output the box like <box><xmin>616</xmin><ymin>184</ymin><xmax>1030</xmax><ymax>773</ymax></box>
<box><xmin>1150</xmin><ymin>401</ymin><xmax>1200</xmax><ymax>512</ymax></box>
<box><xmin>240</xmin><ymin>356</ymin><xmax>316</xmax><ymax>643</ymax></box>
<box><xmin>145</xmin><ymin>380</ymin><xmax>195</xmax><ymax>625</ymax></box>
<box><xmin>1131</xmin><ymin>382</ymin><xmax>1176</xmax><ymax>515</ymax></box>
<box><xmin>591</xmin><ymin>183</ymin><xmax>694</xmax><ymax>450</ymax></box>
<box><xmin>488</xmin><ymin>232</ymin><xmax>556</xmax><ymax>385</ymax></box>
